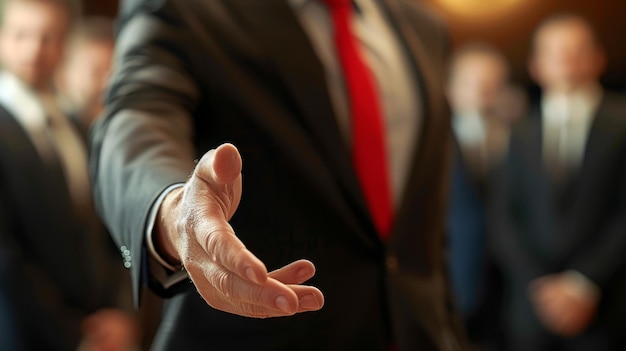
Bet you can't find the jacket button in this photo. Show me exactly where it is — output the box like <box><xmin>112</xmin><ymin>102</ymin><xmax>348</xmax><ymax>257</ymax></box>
<box><xmin>120</xmin><ymin>246</ymin><xmax>132</xmax><ymax>268</ymax></box>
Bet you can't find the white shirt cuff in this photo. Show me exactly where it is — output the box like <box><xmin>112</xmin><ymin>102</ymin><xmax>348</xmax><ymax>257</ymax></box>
<box><xmin>145</xmin><ymin>183</ymin><xmax>188</xmax><ymax>288</ymax></box>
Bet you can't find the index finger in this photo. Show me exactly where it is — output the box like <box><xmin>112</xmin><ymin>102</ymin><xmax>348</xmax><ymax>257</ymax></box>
<box><xmin>194</xmin><ymin>219</ymin><xmax>268</xmax><ymax>285</ymax></box>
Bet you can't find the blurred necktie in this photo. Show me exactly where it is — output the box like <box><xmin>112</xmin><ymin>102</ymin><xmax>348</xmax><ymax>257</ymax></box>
<box><xmin>545</xmin><ymin>96</ymin><xmax>572</xmax><ymax>183</ymax></box>
<box><xmin>40</xmin><ymin>94</ymin><xmax>91</xmax><ymax>213</ymax></box>
<box><xmin>41</xmin><ymin>94</ymin><xmax>107</xmax><ymax>306</ymax></box>
<box><xmin>324</xmin><ymin>0</ymin><xmax>393</xmax><ymax>240</ymax></box>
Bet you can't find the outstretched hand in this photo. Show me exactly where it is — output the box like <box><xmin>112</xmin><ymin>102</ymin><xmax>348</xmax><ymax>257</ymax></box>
<box><xmin>156</xmin><ymin>143</ymin><xmax>324</xmax><ymax>318</ymax></box>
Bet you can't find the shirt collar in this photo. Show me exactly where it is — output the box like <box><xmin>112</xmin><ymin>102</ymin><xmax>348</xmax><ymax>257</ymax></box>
<box><xmin>543</xmin><ymin>84</ymin><xmax>602</xmax><ymax>106</ymax></box>
<box><xmin>0</xmin><ymin>71</ymin><xmax>48</xmax><ymax>129</ymax></box>
<box><xmin>542</xmin><ymin>83</ymin><xmax>603</xmax><ymax>126</ymax></box>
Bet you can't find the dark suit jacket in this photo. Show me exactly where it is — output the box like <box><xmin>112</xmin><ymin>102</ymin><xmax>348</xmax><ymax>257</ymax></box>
<box><xmin>0</xmin><ymin>102</ymin><xmax>125</xmax><ymax>350</ymax></box>
<box><xmin>488</xmin><ymin>92</ymin><xmax>626</xmax><ymax>348</ymax></box>
<box><xmin>90</xmin><ymin>1</ymin><xmax>464</xmax><ymax>350</ymax></box>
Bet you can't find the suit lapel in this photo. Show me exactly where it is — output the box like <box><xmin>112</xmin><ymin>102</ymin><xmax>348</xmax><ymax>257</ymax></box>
<box><xmin>552</xmin><ymin>96</ymin><xmax>615</xmax><ymax>258</ymax></box>
<box><xmin>223</xmin><ymin>0</ymin><xmax>379</xmax><ymax>243</ymax></box>
<box><xmin>225</xmin><ymin>0</ymin><xmax>448</xmax><ymax>243</ymax></box>
<box><xmin>525</xmin><ymin>112</ymin><xmax>548</xmax><ymax>184</ymax></box>
<box><xmin>551</xmin><ymin>96</ymin><xmax>608</xmax><ymax>209</ymax></box>
<box><xmin>0</xmin><ymin>105</ymin><xmax>69</xmax><ymax>203</ymax></box>
<box><xmin>577</xmin><ymin>96</ymin><xmax>612</xmax><ymax>185</ymax></box>
<box><xmin>519</xmin><ymin>114</ymin><xmax>556</xmax><ymax>256</ymax></box>
<box><xmin>379</xmin><ymin>0</ymin><xmax>447</xmax><ymax>231</ymax></box>
<box><xmin>0</xmin><ymin>105</ymin><xmax>93</xmax><ymax>302</ymax></box>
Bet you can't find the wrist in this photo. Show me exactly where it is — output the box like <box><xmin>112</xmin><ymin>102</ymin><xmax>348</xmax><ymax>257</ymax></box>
<box><xmin>155</xmin><ymin>186</ymin><xmax>185</xmax><ymax>266</ymax></box>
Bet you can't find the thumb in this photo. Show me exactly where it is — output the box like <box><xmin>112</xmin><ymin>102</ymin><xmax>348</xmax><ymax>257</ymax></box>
<box><xmin>196</xmin><ymin>143</ymin><xmax>242</xmax><ymax>185</ymax></box>
<box><xmin>193</xmin><ymin>143</ymin><xmax>243</xmax><ymax>220</ymax></box>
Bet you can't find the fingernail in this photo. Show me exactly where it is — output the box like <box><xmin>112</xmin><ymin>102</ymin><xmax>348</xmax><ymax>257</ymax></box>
<box><xmin>245</xmin><ymin>267</ymin><xmax>259</xmax><ymax>283</ymax></box>
<box><xmin>275</xmin><ymin>296</ymin><xmax>291</xmax><ymax>313</ymax></box>
<box><xmin>299</xmin><ymin>294</ymin><xmax>319</xmax><ymax>310</ymax></box>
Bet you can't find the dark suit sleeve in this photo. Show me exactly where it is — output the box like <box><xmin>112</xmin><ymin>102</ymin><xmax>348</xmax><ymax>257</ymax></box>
<box><xmin>89</xmin><ymin>1</ymin><xmax>199</xmax><ymax>305</ymax></box>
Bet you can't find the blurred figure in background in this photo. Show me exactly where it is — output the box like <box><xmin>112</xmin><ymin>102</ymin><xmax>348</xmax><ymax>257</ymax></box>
<box><xmin>0</xmin><ymin>0</ymin><xmax>137</xmax><ymax>350</ymax></box>
<box><xmin>446</xmin><ymin>43</ymin><xmax>524</xmax><ymax>348</ymax></box>
<box><xmin>448</xmin><ymin>43</ymin><xmax>525</xmax><ymax>182</ymax></box>
<box><xmin>488</xmin><ymin>14</ymin><xmax>626</xmax><ymax>351</ymax></box>
<box><xmin>57</xmin><ymin>16</ymin><xmax>167</xmax><ymax>351</ymax></box>
<box><xmin>56</xmin><ymin>16</ymin><xmax>115</xmax><ymax>135</ymax></box>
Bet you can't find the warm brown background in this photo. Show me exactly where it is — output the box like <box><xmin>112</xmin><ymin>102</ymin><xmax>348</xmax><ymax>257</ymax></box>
<box><xmin>424</xmin><ymin>0</ymin><xmax>626</xmax><ymax>91</ymax></box>
<box><xmin>82</xmin><ymin>0</ymin><xmax>626</xmax><ymax>90</ymax></box>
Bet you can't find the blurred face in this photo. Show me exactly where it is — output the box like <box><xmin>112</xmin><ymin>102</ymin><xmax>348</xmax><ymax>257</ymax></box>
<box><xmin>448</xmin><ymin>52</ymin><xmax>508</xmax><ymax>115</ymax></box>
<box><xmin>60</xmin><ymin>39</ymin><xmax>114</xmax><ymax>115</ymax></box>
<box><xmin>531</xmin><ymin>20</ymin><xmax>605</xmax><ymax>92</ymax></box>
<box><xmin>0</xmin><ymin>0</ymin><xmax>69</xmax><ymax>91</ymax></box>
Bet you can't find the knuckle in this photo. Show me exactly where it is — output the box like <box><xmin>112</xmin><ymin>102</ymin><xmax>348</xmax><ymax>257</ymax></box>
<box><xmin>202</xmin><ymin>226</ymin><xmax>224</xmax><ymax>262</ymax></box>
<box><xmin>218</xmin><ymin>273</ymin><xmax>233</xmax><ymax>298</ymax></box>
<box><xmin>181</xmin><ymin>207</ymin><xmax>222</xmax><ymax>260</ymax></box>
<box><xmin>249</xmin><ymin>285</ymin><xmax>266</xmax><ymax>304</ymax></box>
<box><xmin>208</xmin><ymin>267</ymin><xmax>234</xmax><ymax>298</ymax></box>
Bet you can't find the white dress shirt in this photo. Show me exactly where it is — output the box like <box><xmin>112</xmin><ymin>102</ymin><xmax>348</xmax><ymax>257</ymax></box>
<box><xmin>542</xmin><ymin>84</ymin><xmax>602</xmax><ymax>173</ymax></box>
<box><xmin>0</xmin><ymin>72</ymin><xmax>53</xmax><ymax>161</ymax></box>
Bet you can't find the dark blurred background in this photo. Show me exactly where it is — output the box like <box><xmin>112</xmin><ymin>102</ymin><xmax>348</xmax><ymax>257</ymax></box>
<box><xmin>85</xmin><ymin>0</ymin><xmax>626</xmax><ymax>93</ymax></box>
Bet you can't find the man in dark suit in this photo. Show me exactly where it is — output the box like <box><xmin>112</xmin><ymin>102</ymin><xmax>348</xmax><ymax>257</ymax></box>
<box><xmin>91</xmin><ymin>0</ymin><xmax>464</xmax><ymax>350</ymax></box>
<box><xmin>488</xmin><ymin>14</ymin><xmax>626</xmax><ymax>351</ymax></box>
<box><xmin>446</xmin><ymin>43</ymin><xmax>526</xmax><ymax>349</ymax></box>
<box><xmin>0</xmin><ymin>0</ymin><xmax>138</xmax><ymax>349</ymax></box>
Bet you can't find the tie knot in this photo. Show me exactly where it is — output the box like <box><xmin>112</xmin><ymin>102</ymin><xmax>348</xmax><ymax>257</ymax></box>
<box><xmin>323</xmin><ymin>0</ymin><xmax>351</xmax><ymax>9</ymax></box>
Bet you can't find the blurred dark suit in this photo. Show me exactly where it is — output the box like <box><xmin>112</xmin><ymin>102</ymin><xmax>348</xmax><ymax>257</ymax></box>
<box><xmin>0</xmin><ymin>253</ymin><xmax>16</xmax><ymax>350</ymax></box>
<box><xmin>448</xmin><ymin>144</ymin><xmax>487</xmax><ymax>319</ymax></box>
<box><xmin>448</xmin><ymin>143</ymin><xmax>505</xmax><ymax>350</ymax></box>
<box><xmin>488</xmin><ymin>92</ymin><xmax>626</xmax><ymax>350</ymax></box>
<box><xmin>90</xmin><ymin>0</ymin><xmax>465</xmax><ymax>350</ymax></box>
<box><xmin>0</xmin><ymin>77</ymin><xmax>124</xmax><ymax>350</ymax></box>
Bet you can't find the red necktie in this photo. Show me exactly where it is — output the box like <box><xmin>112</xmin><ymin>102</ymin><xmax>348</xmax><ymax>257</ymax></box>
<box><xmin>324</xmin><ymin>0</ymin><xmax>393</xmax><ymax>240</ymax></box>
